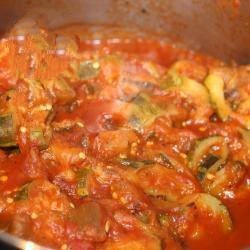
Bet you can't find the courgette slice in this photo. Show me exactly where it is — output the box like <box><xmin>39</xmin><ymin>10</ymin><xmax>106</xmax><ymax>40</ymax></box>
<box><xmin>189</xmin><ymin>136</ymin><xmax>228</xmax><ymax>180</ymax></box>
<box><xmin>197</xmin><ymin>193</ymin><xmax>232</xmax><ymax>232</ymax></box>
<box><xmin>204</xmin><ymin>74</ymin><xmax>231</xmax><ymax>121</ymax></box>
<box><xmin>161</xmin><ymin>70</ymin><xmax>211</xmax><ymax>123</ymax></box>
<box><xmin>161</xmin><ymin>70</ymin><xmax>209</xmax><ymax>103</ymax></box>
<box><xmin>181</xmin><ymin>193</ymin><xmax>232</xmax><ymax>233</ymax></box>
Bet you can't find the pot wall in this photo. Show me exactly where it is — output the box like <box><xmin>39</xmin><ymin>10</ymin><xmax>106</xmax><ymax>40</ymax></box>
<box><xmin>0</xmin><ymin>0</ymin><xmax>250</xmax><ymax>64</ymax></box>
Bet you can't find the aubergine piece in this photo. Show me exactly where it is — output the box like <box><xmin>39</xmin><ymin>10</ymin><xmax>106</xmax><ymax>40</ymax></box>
<box><xmin>128</xmin><ymin>93</ymin><xmax>163</xmax><ymax>131</ymax></box>
<box><xmin>0</xmin><ymin>114</ymin><xmax>17</xmax><ymax>147</ymax></box>
<box><xmin>69</xmin><ymin>201</ymin><xmax>107</xmax><ymax>242</ymax></box>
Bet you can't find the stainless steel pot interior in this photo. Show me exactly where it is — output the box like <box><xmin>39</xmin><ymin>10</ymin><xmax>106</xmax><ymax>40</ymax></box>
<box><xmin>0</xmin><ymin>0</ymin><xmax>250</xmax><ymax>64</ymax></box>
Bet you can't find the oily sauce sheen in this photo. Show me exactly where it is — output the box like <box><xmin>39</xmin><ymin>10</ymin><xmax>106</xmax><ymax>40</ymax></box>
<box><xmin>0</xmin><ymin>25</ymin><xmax>249</xmax><ymax>250</ymax></box>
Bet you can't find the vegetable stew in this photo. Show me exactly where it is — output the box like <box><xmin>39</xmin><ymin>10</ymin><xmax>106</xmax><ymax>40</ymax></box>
<box><xmin>0</xmin><ymin>24</ymin><xmax>249</xmax><ymax>250</ymax></box>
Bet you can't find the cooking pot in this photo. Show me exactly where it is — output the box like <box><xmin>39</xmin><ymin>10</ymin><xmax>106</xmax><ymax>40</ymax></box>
<box><xmin>0</xmin><ymin>0</ymin><xmax>249</xmax><ymax>249</ymax></box>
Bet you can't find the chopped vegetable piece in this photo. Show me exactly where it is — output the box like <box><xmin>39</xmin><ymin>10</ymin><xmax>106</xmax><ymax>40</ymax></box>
<box><xmin>162</xmin><ymin>71</ymin><xmax>210</xmax><ymax>103</ymax></box>
<box><xmin>30</xmin><ymin>129</ymin><xmax>48</xmax><ymax>149</ymax></box>
<box><xmin>154</xmin><ymin>153</ymin><xmax>173</xmax><ymax>168</ymax></box>
<box><xmin>157</xmin><ymin>213</ymin><xmax>169</xmax><ymax>226</ymax></box>
<box><xmin>202</xmin><ymin>161</ymin><xmax>246</xmax><ymax>195</ymax></box>
<box><xmin>25</xmin><ymin>79</ymin><xmax>47</xmax><ymax>104</ymax></box>
<box><xmin>161</xmin><ymin>70</ymin><xmax>182</xmax><ymax>88</ymax></box>
<box><xmin>14</xmin><ymin>183</ymin><xmax>30</xmax><ymax>201</ymax></box>
<box><xmin>78</xmin><ymin>60</ymin><xmax>100</xmax><ymax>80</ymax></box>
<box><xmin>42</xmin><ymin>77</ymin><xmax>75</xmax><ymax>104</ymax></box>
<box><xmin>197</xmin><ymin>154</ymin><xmax>220</xmax><ymax>180</ymax></box>
<box><xmin>30</xmin><ymin>34</ymin><xmax>49</xmax><ymax>51</ymax></box>
<box><xmin>204</xmin><ymin>74</ymin><xmax>231</xmax><ymax>121</ymax></box>
<box><xmin>0</xmin><ymin>114</ymin><xmax>17</xmax><ymax>147</ymax></box>
<box><xmin>189</xmin><ymin>136</ymin><xmax>228</xmax><ymax>179</ymax></box>
<box><xmin>94</xmin><ymin>129</ymin><xmax>139</xmax><ymax>158</ymax></box>
<box><xmin>161</xmin><ymin>70</ymin><xmax>211</xmax><ymax>122</ymax></box>
<box><xmin>135</xmin><ymin>211</ymin><xmax>150</xmax><ymax>224</ymax></box>
<box><xmin>129</xmin><ymin>94</ymin><xmax>162</xmax><ymax>131</ymax></box>
<box><xmin>200</xmin><ymin>154</ymin><xmax>220</xmax><ymax>169</ymax></box>
<box><xmin>194</xmin><ymin>193</ymin><xmax>232</xmax><ymax>232</ymax></box>
<box><xmin>76</xmin><ymin>168</ymin><xmax>90</xmax><ymax>197</ymax></box>
<box><xmin>136</xmin><ymin>164</ymin><xmax>199</xmax><ymax>201</ymax></box>
<box><xmin>170</xmin><ymin>60</ymin><xmax>207</xmax><ymax>82</ymax></box>
<box><xmin>69</xmin><ymin>202</ymin><xmax>106</xmax><ymax>241</ymax></box>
